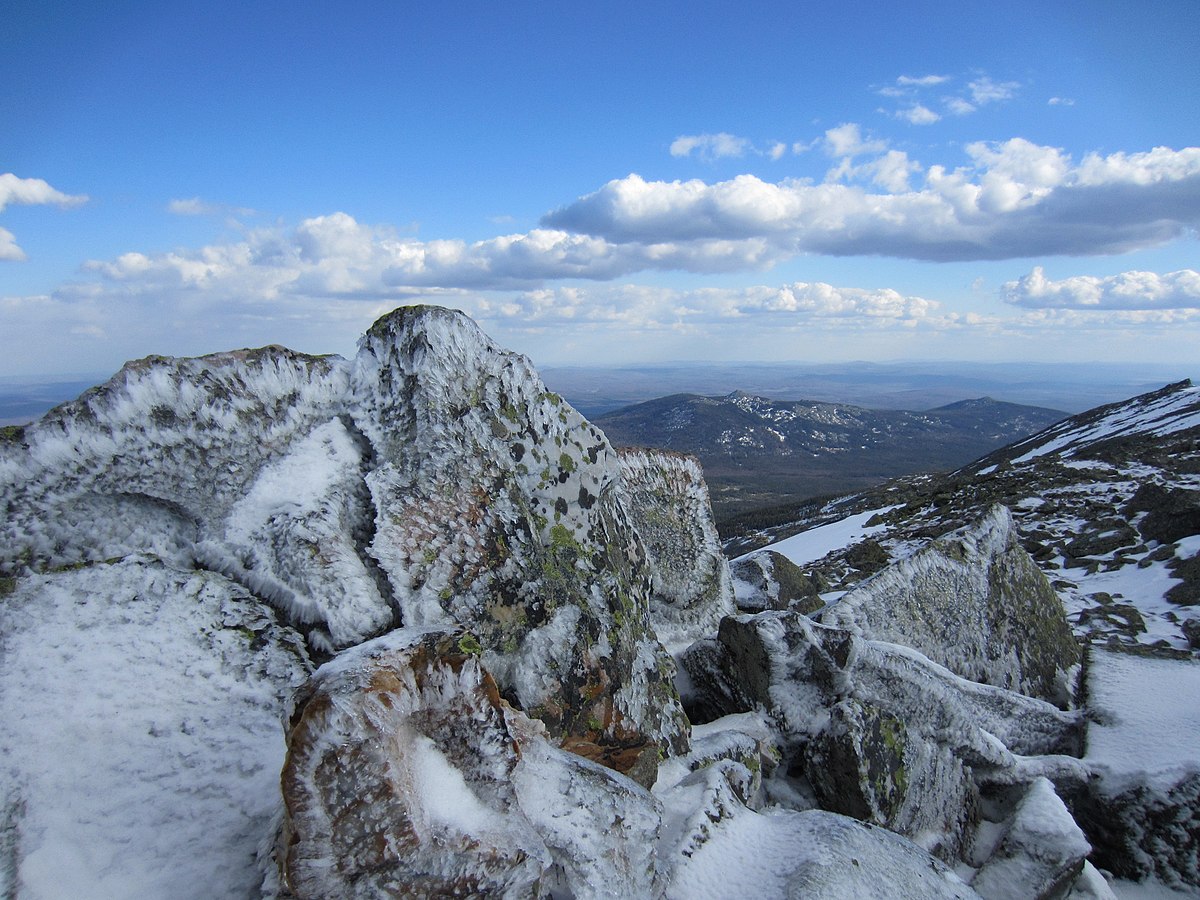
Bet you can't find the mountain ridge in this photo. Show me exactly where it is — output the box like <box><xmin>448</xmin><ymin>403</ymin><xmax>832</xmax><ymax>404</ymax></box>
<box><xmin>595</xmin><ymin>389</ymin><xmax>1068</xmax><ymax>521</ymax></box>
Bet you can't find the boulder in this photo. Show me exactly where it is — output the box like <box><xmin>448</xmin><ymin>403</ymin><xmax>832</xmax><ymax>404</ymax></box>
<box><xmin>820</xmin><ymin>505</ymin><xmax>1080</xmax><ymax>704</ymax></box>
<box><xmin>682</xmin><ymin>610</ymin><xmax>1082</xmax><ymax>859</ymax></box>
<box><xmin>279</xmin><ymin>627</ymin><xmax>663</xmax><ymax>899</ymax></box>
<box><xmin>351</xmin><ymin>307</ymin><xmax>690</xmax><ymax>767</ymax></box>
<box><xmin>1126</xmin><ymin>483</ymin><xmax>1200</xmax><ymax>545</ymax></box>
<box><xmin>970</xmin><ymin>778</ymin><xmax>1091</xmax><ymax>900</ymax></box>
<box><xmin>730</xmin><ymin>550</ymin><xmax>824</xmax><ymax>615</ymax></box>
<box><xmin>0</xmin><ymin>559</ymin><xmax>312</xmax><ymax>898</ymax></box>
<box><xmin>1</xmin><ymin>306</ymin><xmax>692</xmax><ymax>770</ymax></box>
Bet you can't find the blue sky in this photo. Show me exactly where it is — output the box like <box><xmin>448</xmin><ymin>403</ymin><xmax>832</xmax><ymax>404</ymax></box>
<box><xmin>2</xmin><ymin>0</ymin><xmax>1198</xmax><ymax>376</ymax></box>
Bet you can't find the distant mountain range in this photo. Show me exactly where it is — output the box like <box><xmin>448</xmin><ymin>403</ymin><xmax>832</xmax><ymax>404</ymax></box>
<box><xmin>595</xmin><ymin>391</ymin><xmax>1067</xmax><ymax>522</ymax></box>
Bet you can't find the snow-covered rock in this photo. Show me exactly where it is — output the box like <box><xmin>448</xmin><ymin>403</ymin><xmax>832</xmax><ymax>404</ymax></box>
<box><xmin>0</xmin><ymin>559</ymin><xmax>311</xmax><ymax>900</ymax></box>
<box><xmin>666</xmin><ymin>806</ymin><xmax>982</xmax><ymax>899</ymax></box>
<box><xmin>1060</xmin><ymin>647</ymin><xmax>1200</xmax><ymax>889</ymax></box>
<box><xmin>279</xmin><ymin>627</ymin><xmax>662</xmax><ymax>899</ymax></box>
<box><xmin>970</xmin><ymin>777</ymin><xmax>1091</xmax><ymax>900</ymax></box>
<box><xmin>616</xmin><ymin>448</ymin><xmax>734</xmax><ymax>649</ymax></box>
<box><xmin>729</xmin><ymin>549</ymin><xmax>824</xmax><ymax>615</ymax></box>
<box><xmin>348</xmin><ymin>307</ymin><xmax>690</xmax><ymax>771</ymax></box>
<box><xmin>682</xmin><ymin>609</ymin><xmax>1082</xmax><ymax>860</ymax></box>
<box><xmin>1</xmin><ymin>305</ymin><xmax>691</xmax><ymax>783</ymax></box>
<box><xmin>820</xmin><ymin>505</ymin><xmax>1079</xmax><ymax>704</ymax></box>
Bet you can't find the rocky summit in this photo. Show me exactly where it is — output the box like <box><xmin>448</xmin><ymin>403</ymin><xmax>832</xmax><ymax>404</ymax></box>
<box><xmin>0</xmin><ymin>306</ymin><xmax>1195</xmax><ymax>898</ymax></box>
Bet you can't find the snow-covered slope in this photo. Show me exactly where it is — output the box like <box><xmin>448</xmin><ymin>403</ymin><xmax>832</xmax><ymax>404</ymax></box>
<box><xmin>733</xmin><ymin>378</ymin><xmax>1200</xmax><ymax>892</ymax></box>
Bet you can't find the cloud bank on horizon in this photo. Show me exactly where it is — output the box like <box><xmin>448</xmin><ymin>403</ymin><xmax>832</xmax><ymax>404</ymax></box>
<box><xmin>2</xmin><ymin>1</ymin><xmax>1198</xmax><ymax>375</ymax></box>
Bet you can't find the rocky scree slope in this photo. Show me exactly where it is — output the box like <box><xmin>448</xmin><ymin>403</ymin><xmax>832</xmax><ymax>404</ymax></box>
<box><xmin>726</xmin><ymin>378</ymin><xmax>1200</xmax><ymax>890</ymax></box>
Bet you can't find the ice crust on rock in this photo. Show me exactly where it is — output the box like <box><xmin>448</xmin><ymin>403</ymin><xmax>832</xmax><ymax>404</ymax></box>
<box><xmin>0</xmin><ymin>305</ymin><xmax>695</xmax><ymax>779</ymax></box>
<box><xmin>970</xmin><ymin>777</ymin><xmax>1091</xmax><ymax>900</ymax></box>
<box><xmin>682</xmin><ymin>608</ymin><xmax>1083</xmax><ymax>861</ymax></box>
<box><xmin>616</xmin><ymin>448</ymin><xmax>735</xmax><ymax>649</ymax></box>
<box><xmin>821</xmin><ymin>504</ymin><xmax>1079</xmax><ymax>703</ymax></box>
<box><xmin>0</xmin><ymin>559</ymin><xmax>311</xmax><ymax>900</ymax></box>
<box><xmin>345</xmin><ymin>307</ymin><xmax>690</xmax><ymax>769</ymax></box>
<box><xmin>280</xmin><ymin>627</ymin><xmax>663</xmax><ymax>899</ymax></box>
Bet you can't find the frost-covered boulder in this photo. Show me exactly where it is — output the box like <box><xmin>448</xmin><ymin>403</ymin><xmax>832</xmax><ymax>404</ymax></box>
<box><xmin>0</xmin><ymin>305</ymin><xmax>693</xmax><ymax>779</ymax></box>
<box><xmin>349</xmin><ymin>306</ymin><xmax>689</xmax><ymax>773</ymax></box>
<box><xmin>615</xmin><ymin>448</ymin><xmax>734</xmax><ymax>648</ymax></box>
<box><xmin>682</xmin><ymin>610</ymin><xmax>1082</xmax><ymax>859</ymax></box>
<box><xmin>279</xmin><ymin>627</ymin><xmax>661</xmax><ymax>899</ymax></box>
<box><xmin>0</xmin><ymin>346</ymin><xmax>394</xmax><ymax>651</ymax></box>
<box><xmin>730</xmin><ymin>549</ymin><xmax>824</xmax><ymax>615</ymax></box>
<box><xmin>665</xmin><ymin>805</ymin><xmax>982</xmax><ymax>900</ymax></box>
<box><xmin>819</xmin><ymin>505</ymin><xmax>1080</xmax><ymax>704</ymax></box>
<box><xmin>0</xmin><ymin>559</ymin><xmax>311</xmax><ymax>899</ymax></box>
<box><xmin>970</xmin><ymin>778</ymin><xmax>1091</xmax><ymax>900</ymax></box>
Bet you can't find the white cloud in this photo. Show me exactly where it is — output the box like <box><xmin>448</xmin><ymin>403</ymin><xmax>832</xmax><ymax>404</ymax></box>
<box><xmin>0</xmin><ymin>227</ymin><xmax>25</xmax><ymax>262</ymax></box>
<box><xmin>897</xmin><ymin>74</ymin><xmax>950</xmax><ymax>87</ymax></box>
<box><xmin>464</xmin><ymin>281</ymin><xmax>942</xmax><ymax>332</ymax></box>
<box><xmin>0</xmin><ymin>173</ymin><xmax>88</xmax><ymax>262</ymax></box>
<box><xmin>1002</xmin><ymin>267</ymin><xmax>1200</xmax><ymax>310</ymax></box>
<box><xmin>669</xmin><ymin>132</ymin><xmax>752</xmax><ymax>160</ymax></box>
<box><xmin>1048</xmin><ymin>97</ymin><xmax>1076</xmax><ymax>107</ymax></box>
<box><xmin>0</xmin><ymin>174</ymin><xmax>88</xmax><ymax>213</ymax></box>
<box><xmin>968</xmin><ymin>76</ymin><xmax>1020</xmax><ymax>105</ymax></box>
<box><xmin>543</xmin><ymin>141</ymin><xmax>1200</xmax><ymax>262</ymax></box>
<box><xmin>822</xmin><ymin>123</ymin><xmax>888</xmax><ymax>158</ymax></box>
<box><xmin>896</xmin><ymin>104</ymin><xmax>940</xmax><ymax>125</ymax></box>
<box><xmin>769</xmin><ymin>142</ymin><xmax>787</xmax><ymax>161</ymax></box>
<box><xmin>167</xmin><ymin>196</ymin><xmax>255</xmax><ymax>217</ymax></box>
<box><xmin>944</xmin><ymin>97</ymin><xmax>976</xmax><ymax>116</ymax></box>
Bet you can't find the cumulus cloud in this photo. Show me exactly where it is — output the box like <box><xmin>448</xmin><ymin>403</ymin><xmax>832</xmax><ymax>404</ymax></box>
<box><xmin>0</xmin><ymin>227</ymin><xmax>25</xmax><ymax>262</ymax></box>
<box><xmin>896</xmin><ymin>104</ymin><xmax>940</xmax><ymax>125</ymax></box>
<box><xmin>968</xmin><ymin>76</ymin><xmax>1020</xmax><ymax>105</ymax></box>
<box><xmin>944</xmin><ymin>97</ymin><xmax>976</xmax><ymax>116</ymax></box>
<box><xmin>1002</xmin><ymin>267</ymin><xmax>1200</xmax><ymax>310</ymax></box>
<box><xmin>0</xmin><ymin>173</ymin><xmax>88</xmax><ymax>261</ymax></box>
<box><xmin>897</xmin><ymin>74</ymin><xmax>950</xmax><ymax>87</ymax></box>
<box><xmin>460</xmin><ymin>281</ymin><xmax>942</xmax><ymax>336</ymax></box>
<box><xmin>0</xmin><ymin>174</ymin><xmax>87</xmax><ymax>213</ymax></box>
<box><xmin>669</xmin><ymin>132</ymin><xmax>752</xmax><ymax>160</ymax></box>
<box><xmin>822</xmin><ymin>123</ymin><xmax>888</xmax><ymax>158</ymax></box>
<box><xmin>67</xmin><ymin>210</ymin><xmax>783</xmax><ymax>312</ymax></box>
<box><xmin>542</xmin><ymin>141</ymin><xmax>1200</xmax><ymax>262</ymax></box>
<box><xmin>1048</xmin><ymin>97</ymin><xmax>1076</xmax><ymax>107</ymax></box>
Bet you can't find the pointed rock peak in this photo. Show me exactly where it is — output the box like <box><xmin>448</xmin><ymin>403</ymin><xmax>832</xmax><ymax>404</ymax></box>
<box><xmin>353</xmin><ymin>304</ymin><xmax>547</xmax><ymax>423</ymax></box>
<box><xmin>358</xmin><ymin>303</ymin><xmax>525</xmax><ymax>379</ymax></box>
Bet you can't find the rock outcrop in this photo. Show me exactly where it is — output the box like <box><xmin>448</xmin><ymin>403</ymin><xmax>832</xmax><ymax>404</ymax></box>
<box><xmin>0</xmin><ymin>306</ymin><xmax>694</xmax><ymax>782</ymax></box>
<box><xmin>819</xmin><ymin>505</ymin><xmax>1079</xmax><ymax>704</ymax></box>
<box><xmin>279</xmin><ymin>627</ymin><xmax>662</xmax><ymax>899</ymax></box>
<box><xmin>682</xmin><ymin>609</ymin><xmax>1082</xmax><ymax>860</ymax></box>
<box><xmin>730</xmin><ymin>549</ymin><xmax>824</xmax><ymax>614</ymax></box>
